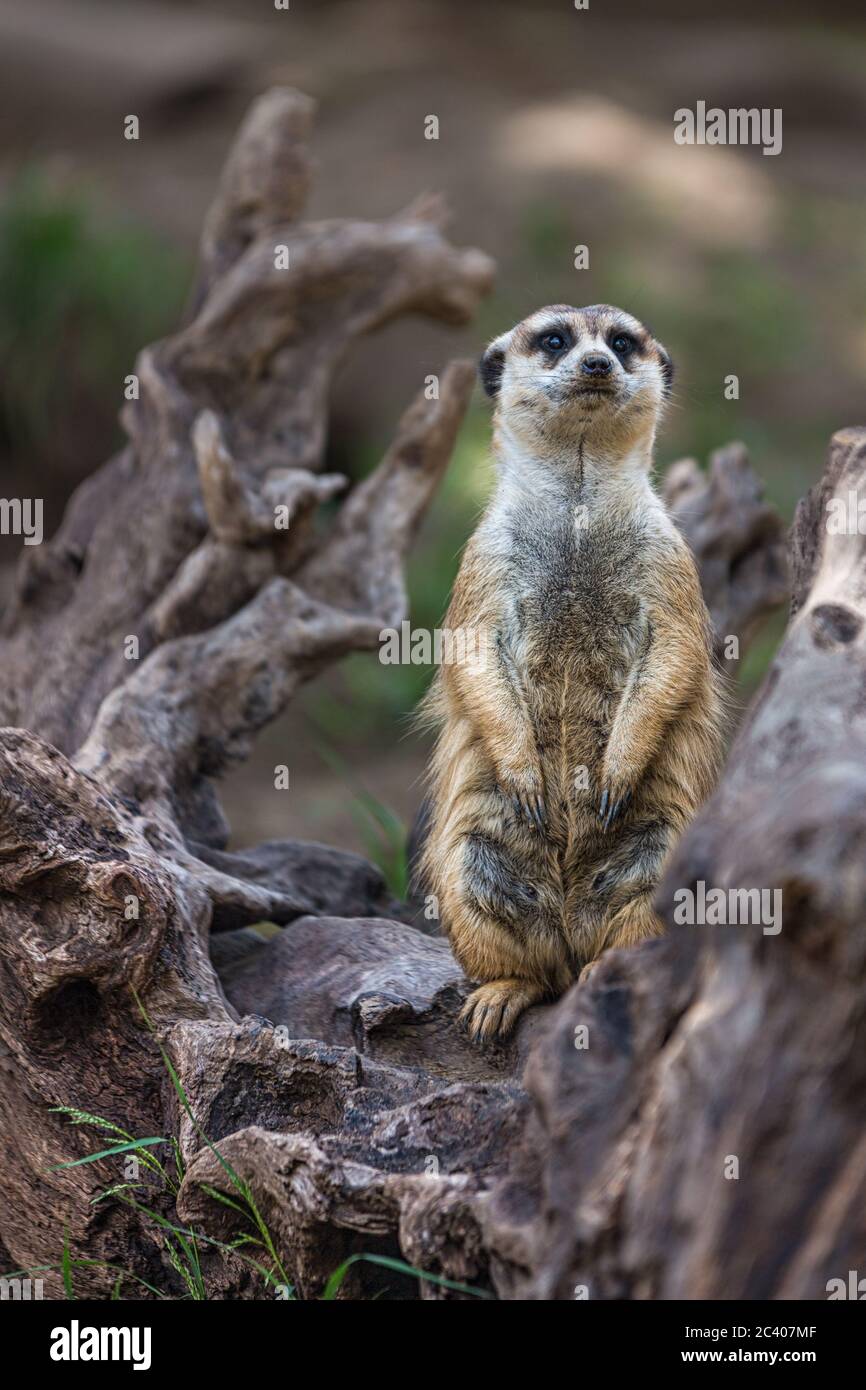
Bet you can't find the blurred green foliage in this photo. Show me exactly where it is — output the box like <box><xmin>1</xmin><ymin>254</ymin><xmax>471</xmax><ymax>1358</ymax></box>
<box><xmin>313</xmin><ymin>739</ymin><xmax>409</xmax><ymax>897</ymax></box>
<box><xmin>0</xmin><ymin>170</ymin><xmax>189</xmax><ymax>456</ymax></box>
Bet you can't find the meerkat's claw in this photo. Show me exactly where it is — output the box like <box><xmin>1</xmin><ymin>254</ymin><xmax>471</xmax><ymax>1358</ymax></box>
<box><xmin>510</xmin><ymin>791</ymin><xmax>546</xmax><ymax>831</ymax></box>
<box><xmin>599</xmin><ymin>788</ymin><xmax>619</xmax><ymax>827</ymax></box>
<box><xmin>459</xmin><ymin>979</ymin><xmax>542</xmax><ymax>1041</ymax></box>
<box><xmin>600</xmin><ymin>788</ymin><xmax>631</xmax><ymax>829</ymax></box>
<box><xmin>459</xmin><ymin>989</ymin><xmax>501</xmax><ymax>1041</ymax></box>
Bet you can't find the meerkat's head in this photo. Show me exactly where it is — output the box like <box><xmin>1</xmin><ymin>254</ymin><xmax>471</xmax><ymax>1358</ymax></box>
<box><xmin>480</xmin><ymin>304</ymin><xmax>673</xmax><ymax>461</ymax></box>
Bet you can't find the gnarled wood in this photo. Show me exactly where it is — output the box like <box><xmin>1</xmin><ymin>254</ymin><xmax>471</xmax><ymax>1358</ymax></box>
<box><xmin>4</xmin><ymin>86</ymin><xmax>853</xmax><ymax>1305</ymax></box>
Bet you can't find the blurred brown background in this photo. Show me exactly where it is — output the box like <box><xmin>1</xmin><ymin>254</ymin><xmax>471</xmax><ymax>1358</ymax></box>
<box><xmin>1</xmin><ymin>0</ymin><xmax>864</xmax><ymax>884</ymax></box>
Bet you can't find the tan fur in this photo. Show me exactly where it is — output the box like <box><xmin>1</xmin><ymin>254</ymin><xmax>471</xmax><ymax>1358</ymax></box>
<box><xmin>420</xmin><ymin>305</ymin><xmax>725</xmax><ymax>1042</ymax></box>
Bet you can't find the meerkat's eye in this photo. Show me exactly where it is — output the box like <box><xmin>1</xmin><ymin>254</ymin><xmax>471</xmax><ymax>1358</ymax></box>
<box><xmin>610</xmin><ymin>333</ymin><xmax>636</xmax><ymax>355</ymax></box>
<box><xmin>538</xmin><ymin>331</ymin><xmax>569</xmax><ymax>354</ymax></box>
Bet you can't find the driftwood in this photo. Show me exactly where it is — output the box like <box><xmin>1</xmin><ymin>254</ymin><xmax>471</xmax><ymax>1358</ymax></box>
<box><xmin>2</xmin><ymin>87</ymin><xmax>859</xmax><ymax>1301</ymax></box>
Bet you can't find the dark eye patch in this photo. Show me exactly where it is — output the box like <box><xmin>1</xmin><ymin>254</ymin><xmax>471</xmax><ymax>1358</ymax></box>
<box><xmin>609</xmin><ymin>330</ymin><xmax>639</xmax><ymax>356</ymax></box>
<box><xmin>536</xmin><ymin>327</ymin><xmax>572</xmax><ymax>355</ymax></box>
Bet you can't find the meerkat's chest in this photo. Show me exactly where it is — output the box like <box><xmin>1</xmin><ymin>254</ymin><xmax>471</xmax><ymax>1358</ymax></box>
<box><xmin>502</xmin><ymin>516</ymin><xmax>648</xmax><ymax>676</ymax></box>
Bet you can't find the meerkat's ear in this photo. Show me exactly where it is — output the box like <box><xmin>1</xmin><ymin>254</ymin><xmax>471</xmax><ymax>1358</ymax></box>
<box><xmin>479</xmin><ymin>332</ymin><xmax>511</xmax><ymax>399</ymax></box>
<box><xmin>657</xmin><ymin>343</ymin><xmax>675</xmax><ymax>396</ymax></box>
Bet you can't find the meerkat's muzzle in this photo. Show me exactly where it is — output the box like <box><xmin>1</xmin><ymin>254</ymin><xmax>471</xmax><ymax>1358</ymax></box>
<box><xmin>570</xmin><ymin>350</ymin><xmax>620</xmax><ymax>397</ymax></box>
<box><xmin>580</xmin><ymin>352</ymin><xmax>614</xmax><ymax>378</ymax></box>
<box><xmin>567</xmin><ymin>375</ymin><xmax>619</xmax><ymax>402</ymax></box>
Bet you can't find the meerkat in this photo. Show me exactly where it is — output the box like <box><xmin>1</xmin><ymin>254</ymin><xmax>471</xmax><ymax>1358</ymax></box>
<box><xmin>420</xmin><ymin>304</ymin><xmax>725</xmax><ymax>1042</ymax></box>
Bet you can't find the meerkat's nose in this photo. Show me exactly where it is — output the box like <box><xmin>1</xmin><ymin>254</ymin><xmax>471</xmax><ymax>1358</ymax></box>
<box><xmin>580</xmin><ymin>353</ymin><xmax>613</xmax><ymax>377</ymax></box>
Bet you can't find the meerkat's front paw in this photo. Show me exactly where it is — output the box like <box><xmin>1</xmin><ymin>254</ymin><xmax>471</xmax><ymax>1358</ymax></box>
<box><xmin>459</xmin><ymin>978</ymin><xmax>543</xmax><ymax>1042</ymax></box>
<box><xmin>497</xmin><ymin>766</ymin><xmax>546</xmax><ymax>832</ymax></box>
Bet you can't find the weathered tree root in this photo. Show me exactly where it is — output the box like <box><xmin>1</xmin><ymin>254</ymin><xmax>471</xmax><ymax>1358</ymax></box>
<box><xmin>4</xmin><ymin>86</ymin><xmax>853</xmax><ymax>1302</ymax></box>
<box><xmin>485</xmin><ymin>429</ymin><xmax>866</xmax><ymax>1300</ymax></box>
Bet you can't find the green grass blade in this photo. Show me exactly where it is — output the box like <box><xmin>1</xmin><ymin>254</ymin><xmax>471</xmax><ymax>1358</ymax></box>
<box><xmin>50</xmin><ymin>1106</ymin><xmax>173</xmax><ymax>1188</ymax></box>
<box><xmin>52</xmin><ymin>1112</ymin><xmax>173</xmax><ymax>1185</ymax></box>
<box><xmin>198</xmin><ymin>1184</ymin><xmax>252</xmax><ymax>1219</ymax></box>
<box><xmin>49</xmin><ymin>1107</ymin><xmax>135</xmax><ymax>1142</ymax></box>
<box><xmin>49</xmin><ymin>1137</ymin><xmax>166</xmax><ymax>1171</ymax></box>
<box><xmin>131</xmin><ymin>988</ymin><xmax>292</xmax><ymax>1287</ymax></box>
<box><xmin>61</xmin><ymin>1230</ymin><xmax>74</xmax><ymax>1299</ymax></box>
<box><xmin>320</xmin><ymin>1252</ymin><xmax>493</xmax><ymax>1300</ymax></box>
<box><xmin>90</xmin><ymin>1183</ymin><xmax>147</xmax><ymax>1205</ymax></box>
<box><xmin>163</xmin><ymin>1235</ymin><xmax>202</xmax><ymax>1301</ymax></box>
<box><xmin>114</xmin><ymin>1194</ymin><xmax>283</xmax><ymax>1289</ymax></box>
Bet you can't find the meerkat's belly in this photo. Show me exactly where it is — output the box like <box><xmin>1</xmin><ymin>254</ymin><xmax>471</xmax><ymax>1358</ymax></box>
<box><xmin>502</xmin><ymin>538</ymin><xmax>648</xmax><ymax>800</ymax></box>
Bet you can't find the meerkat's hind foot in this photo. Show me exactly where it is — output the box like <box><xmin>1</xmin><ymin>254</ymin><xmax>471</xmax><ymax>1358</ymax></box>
<box><xmin>459</xmin><ymin>978</ymin><xmax>546</xmax><ymax>1042</ymax></box>
<box><xmin>578</xmin><ymin>891</ymin><xmax>665</xmax><ymax>985</ymax></box>
<box><xmin>603</xmin><ymin>889</ymin><xmax>664</xmax><ymax>950</ymax></box>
